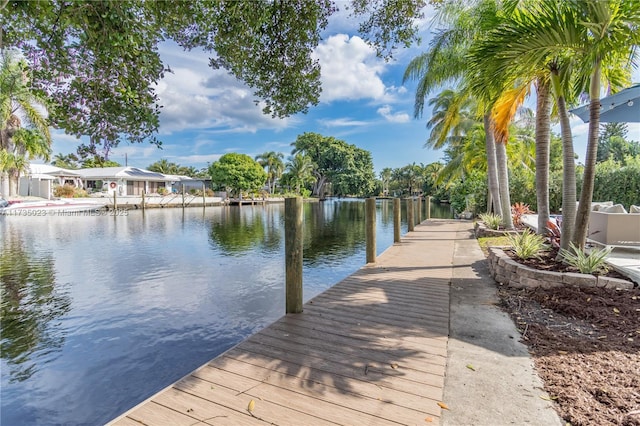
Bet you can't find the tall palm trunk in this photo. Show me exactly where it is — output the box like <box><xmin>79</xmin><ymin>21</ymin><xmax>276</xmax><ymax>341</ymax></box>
<box><xmin>573</xmin><ymin>62</ymin><xmax>601</xmax><ymax>247</ymax></box>
<box><xmin>495</xmin><ymin>139</ymin><xmax>514</xmax><ymax>229</ymax></box>
<box><xmin>556</xmin><ymin>94</ymin><xmax>576</xmax><ymax>251</ymax></box>
<box><xmin>483</xmin><ymin>114</ymin><xmax>501</xmax><ymax>214</ymax></box>
<box><xmin>535</xmin><ymin>78</ymin><xmax>552</xmax><ymax>235</ymax></box>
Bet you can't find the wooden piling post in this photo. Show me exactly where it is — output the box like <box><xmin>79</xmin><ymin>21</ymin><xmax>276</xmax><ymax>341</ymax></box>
<box><xmin>285</xmin><ymin>197</ymin><xmax>303</xmax><ymax>314</ymax></box>
<box><xmin>182</xmin><ymin>184</ymin><xmax>185</xmax><ymax>208</ymax></box>
<box><xmin>417</xmin><ymin>196</ymin><xmax>422</xmax><ymax>223</ymax></box>
<box><xmin>365</xmin><ymin>198</ymin><xmax>376</xmax><ymax>263</ymax></box>
<box><xmin>202</xmin><ymin>182</ymin><xmax>206</xmax><ymax>208</ymax></box>
<box><xmin>393</xmin><ymin>198</ymin><xmax>401</xmax><ymax>243</ymax></box>
<box><xmin>141</xmin><ymin>190</ymin><xmax>145</xmax><ymax>210</ymax></box>
<box><xmin>113</xmin><ymin>191</ymin><xmax>117</xmax><ymax>210</ymax></box>
<box><xmin>407</xmin><ymin>198</ymin><xmax>414</xmax><ymax>232</ymax></box>
<box><xmin>427</xmin><ymin>196</ymin><xmax>432</xmax><ymax>220</ymax></box>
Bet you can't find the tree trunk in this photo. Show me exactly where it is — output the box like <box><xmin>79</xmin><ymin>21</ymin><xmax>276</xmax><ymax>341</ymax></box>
<box><xmin>573</xmin><ymin>62</ymin><xmax>601</xmax><ymax>248</ymax></box>
<box><xmin>535</xmin><ymin>78</ymin><xmax>551</xmax><ymax>235</ymax></box>
<box><xmin>1</xmin><ymin>171</ymin><xmax>9</xmax><ymax>197</ymax></box>
<box><xmin>484</xmin><ymin>114</ymin><xmax>501</xmax><ymax>214</ymax></box>
<box><xmin>496</xmin><ymin>140</ymin><xmax>514</xmax><ymax>229</ymax></box>
<box><xmin>556</xmin><ymin>95</ymin><xmax>576</xmax><ymax>251</ymax></box>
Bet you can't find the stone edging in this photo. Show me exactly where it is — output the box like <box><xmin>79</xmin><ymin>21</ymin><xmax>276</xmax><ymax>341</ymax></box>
<box><xmin>487</xmin><ymin>247</ymin><xmax>635</xmax><ymax>290</ymax></box>
<box><xmin>474</xmin><ymin>222</ymin><xmax>519</xmax><ymax>239</ymax></box>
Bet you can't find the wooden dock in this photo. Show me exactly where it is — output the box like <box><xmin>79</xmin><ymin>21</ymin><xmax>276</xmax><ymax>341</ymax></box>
<box><xmin>108</xmin><ymin>220</ymin><xmax>466</xmax><ymax>426</ymax></box>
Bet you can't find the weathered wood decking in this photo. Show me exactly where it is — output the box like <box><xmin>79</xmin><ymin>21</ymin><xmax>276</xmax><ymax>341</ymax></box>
<box><xmin>109</xmin><ymin>220</ymin><xmax>467</xmax><ymax>426</ymax></box>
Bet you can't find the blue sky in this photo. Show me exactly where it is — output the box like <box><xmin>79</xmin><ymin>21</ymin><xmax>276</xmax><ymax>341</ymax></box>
<box><xmin>48</xmin><ymin>7</ymin><xmax>640</xmax><ymax>175</ymax></box>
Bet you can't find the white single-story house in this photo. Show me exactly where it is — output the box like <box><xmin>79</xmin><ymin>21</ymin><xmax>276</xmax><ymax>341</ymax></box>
<box><xmin>20</xmin><ymin>165</ymin><xmax>207</xmax><ymax>198</ymax></box>
<box><xmin>75</xmin><ymin>167</ymin><xmax>174</xmax><ymax>196</ymax></box>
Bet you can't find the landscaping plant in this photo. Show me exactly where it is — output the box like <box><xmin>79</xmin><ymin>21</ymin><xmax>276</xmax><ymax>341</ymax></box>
<box><xmin>559</xmin><ymin>243</ymin><xmax>612</xmax><ymax>275</ymax></box>
<box><xmin>507</xmin><ymin>228</ymin><xmax>547</xmax><ymax>260</ymax></box>
<box><xmin>511</xmin><ymin>202</ymin><xmax>533</xmax><ymax>227</ymax></box>
<box><xmin>478</xmin><ymin>213</ymin><xmax>502</xmax><ymax>230</ymax></box>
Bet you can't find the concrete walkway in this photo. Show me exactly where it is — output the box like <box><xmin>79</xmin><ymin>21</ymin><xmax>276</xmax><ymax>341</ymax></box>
<box><xmin>107</xmin><ymin>220</ymin><xmax>561</xmax><ymax>425</ymax></box>
<box><xmin>442</xmin><ymin>224</ymin><xmax>562</xmax><ymax>425</ymax></box>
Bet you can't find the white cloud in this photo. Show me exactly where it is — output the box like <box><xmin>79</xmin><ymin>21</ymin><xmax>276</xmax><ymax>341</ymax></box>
<box><xmin>313</xmin><ymin>34</ymin><xmax>387</xmax><ymax>102</ymax></box>
<box><xmin>377</xmin><ymin>105</ymin><xmax>410</xmax><ymax>123</ymax></box>
<box><xmin>156</xmin><ymin>67</ymin><xmax>291</xmax><ymax>134</ymax></box>
<box><xmin>318</xmin><ymin>117</ymin><xmax>370</xmax><ymax>127</ymax></box>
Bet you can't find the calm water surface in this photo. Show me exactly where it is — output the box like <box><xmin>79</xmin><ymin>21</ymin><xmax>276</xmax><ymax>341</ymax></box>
<box><xmin>0</xmin><ymin>199</ymin><xmax>452</xmax><ymax>425</ymax></box>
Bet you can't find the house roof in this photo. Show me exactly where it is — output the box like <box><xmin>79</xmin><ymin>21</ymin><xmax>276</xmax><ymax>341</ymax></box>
<box><xmin>75</xmin><ymin>167</ymin><xmax>171</xmax><ymax>181</ymax></box>
<box><xmin>29</xmin><ymin>164</ymin><xmax>82</xmax><ymax>176</ymax></box>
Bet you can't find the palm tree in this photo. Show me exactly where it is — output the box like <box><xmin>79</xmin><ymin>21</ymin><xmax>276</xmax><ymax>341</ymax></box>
<box><xmin>379</xmin><ymin>167</ymin><xmax>392</xmax><ymax>196</ymax></box>
<box><xmin>148</xmin><ymin>159</ymin><xmax>178</xmax><ymax>174</ymax></box>
<box><xmin>424</xmin><ymin>89</ymin><xmax>477</xmax><ymax>150</ymax></box>
<box><xmin>570</xmin><ymin>1</ymin><xmax>640</xmax><ymax>247</ymax></box>
<box><xmin>472</xmin><ymin>0</ymin><xmax>639</xmax><ymax>247</ymax></box>
<box><xmin>0</xmin><ymin>49</ymin><xmax>51</xmax><ymax>196</ymax></box>
<box><xmin>285</xmin><ymin>154</ymin><xmax>314</xmax><ymax>195</ymax></box>
<box><xmin>403</xmin><ymin>1</ymin><xmax>507</xmax><ymax>220</ymax></box>
<box><xmin>51</xmin><ymin>153</ymin><xmax>80</xmax><ymax>169</ymax></box>
<box><xmin>255</xmin><ymin>151</ymin><xmax>284</xmax><ymax>193</ymax></box>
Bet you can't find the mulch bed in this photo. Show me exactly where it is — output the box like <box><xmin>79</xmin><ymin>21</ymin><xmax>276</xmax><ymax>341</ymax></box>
<box><xmin>499</xmin><ymin>283</ymin><xmax>640</xmax><ymax>425</ymax></box>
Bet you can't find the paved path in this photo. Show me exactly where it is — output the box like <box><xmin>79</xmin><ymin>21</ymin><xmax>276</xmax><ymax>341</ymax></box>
<box><xmin>108</xmin><ymin>220</ymin><xmax>560</xmax><ymax>426</ymax></box>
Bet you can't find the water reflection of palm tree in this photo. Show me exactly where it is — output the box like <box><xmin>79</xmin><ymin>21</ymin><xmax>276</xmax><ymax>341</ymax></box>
<box><xmin>0</xmin><ymin>234</ymin><xmax>70</xmax><ymax>382</ymax></box>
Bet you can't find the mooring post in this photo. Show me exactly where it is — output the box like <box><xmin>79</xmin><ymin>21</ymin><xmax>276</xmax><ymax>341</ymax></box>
<box><xmin>417</xmin><ymin>196</ymin><xmax>422</xmax><ymax>224</ymax></box>
<box><xmin>365</xmin><ymin>197</ymin><xmax>376</xmax><ymax>263</ymax></box>
<box><xmin>285</xmin><ymin>197</ymin><xmax>303</xmax><ymax>314</ymax></box>
<box><xmin>202</xmin><ymin>182</ymin><xmax>206</xmax><ymax>208</ymax></box>
<box><xmin>407</xmin><ymin>198</ymin><xmax>414</xmax><ymax>232</ymax></box>
<box><xmin>393</xmin><ymin>198</ymin><xmax>401</xmax><ymax>243</ymax></box>
<box><xmin>141</xmin><ymin>190</ymin><xmax>145</xmax><ymax>210</ymax></box>
<box><xmin>182</xmin><ymin>184</ymin><xmax>185</xmax><ymax>208</ymax></box>
<box><xmin>113</xmin><ymin>192</ymin><xmax>117</xmax><ymax>211</ymax></box>
<box><xmin>427</xmin><ymin>195</ymin><xmax>432</xmax><ymax>220</ymax></box>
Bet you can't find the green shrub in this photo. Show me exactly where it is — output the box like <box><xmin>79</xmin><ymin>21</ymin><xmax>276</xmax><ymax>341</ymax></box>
<box><xmin>507</xmin><ymin>229</ymin><xmax>547</xmax><ymax>260</ymax></box>
<box><xmin>559</xmin><ymin>243</ymin><xmax>612</xmax><ymax>274</ymax></box>
<box><xmin>479</xmin><ymin>213</ymin><xmax>502</xmax><ymax>230</ymax></box>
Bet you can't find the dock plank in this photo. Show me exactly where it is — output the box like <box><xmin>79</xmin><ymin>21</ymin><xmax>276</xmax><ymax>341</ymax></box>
<box><xmin>107</xmin><ymin>220</ymin><xmax>466</xmax><ymax>426</ymax></box>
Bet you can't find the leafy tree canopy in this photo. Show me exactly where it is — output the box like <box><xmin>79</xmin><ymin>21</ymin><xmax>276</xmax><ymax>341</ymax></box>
<box><xmin>291</xmin><ymin>132</ymin><xmax>375</xmax><ymax>197</ymax></box>
<box><xmin>1</xmin><ymin>0</ymin><xmax>426</xmax><ymax>153</ymax></box>
<box><xmin>209</xmin><ymin>153</ymin><xmax>266</xmax><ymax>196</ymax></box>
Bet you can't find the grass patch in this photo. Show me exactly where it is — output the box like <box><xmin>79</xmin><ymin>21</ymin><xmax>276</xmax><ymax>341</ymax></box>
<box><xmin>477</xmin><ymin>235</ymin><xmax>512</xmax><ymax>256</ymax></box>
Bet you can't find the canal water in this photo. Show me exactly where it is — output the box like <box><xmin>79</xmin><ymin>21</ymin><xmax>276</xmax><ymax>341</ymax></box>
<box><xmin>0</xmin><ymin>199</ymin><xmax>452</xmax><ymax>425</ymax></box>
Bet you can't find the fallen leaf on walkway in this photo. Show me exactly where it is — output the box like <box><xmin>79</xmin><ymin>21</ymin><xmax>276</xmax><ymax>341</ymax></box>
<box><xmin>613</xmin><ymin>307</ymin><xmax>620</xmax><ymax>314</ymax></box>
<box><xmin>390</xmin><ymin>363</ymin><xmax>399</xmax><ymax>369</ymax></box>
<box><xmin>248</xmin><ymin>400</ymin><xmax>255</xmax><ymax>413</ymax></box>
<box><xmin>437</xmin><ymin>402</ymin><xmax>449</xmax><ymax>410</ymax></box>
<box><xmin>466</xmin><ymin>364</ymin><xmax>476</xmax><ymax>371</ymax></box>
<box><xmin>425</xmin><ymin>417</ymin><xmax>433</xmax><ymax>422</ymax></box>
<box><xmin>539</xmin><ymin>395</ymin><xmax>558</xmax><ymax>401</ymax></box>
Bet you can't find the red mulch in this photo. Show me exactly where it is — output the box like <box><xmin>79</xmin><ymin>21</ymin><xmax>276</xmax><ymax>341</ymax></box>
<box><xmin>499</xmin><ymin>282</ymin><xmax>640</xmax><ymax>426</ymax></box>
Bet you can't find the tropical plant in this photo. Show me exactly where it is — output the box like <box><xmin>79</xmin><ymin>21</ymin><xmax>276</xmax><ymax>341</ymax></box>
<box><xmin>282</xmin><ymin>153</ymin><xmax>315</xmax><ymax>195</ymax></box>
<box><xmin>478</xmin><ymin>213</ymin><xmax>502</xmax><ymax>230</ymax></box>
<box><xmin>51</xmin><ymin>153</ymin><xmax>80</xmax><ymax>169</ymax></box>
<box><xmin>546</xmin><ymin>219</ymin><xmax>562</xmax><ymax>250</ymax></box>
<box><xmin>511</xmin><ymin>202</ymin><xmax>533</xmax><ymax>228</ymax></box>
<box><xmin>0</xmin><ymin>49</ymin><xmax>52</xmax><ymax>196</ymax></box>
<box><xmin>255</xmin><ymin>151</ymin><xmax>285</xmax><ymax>194</ymax></box>
<box><xmin>507</xmin><ymin>229</ymin><xmax>547</xmax><ymax>260</ymax></box>
<box><xmin>560</xmin><ymin>243</ymin><xmax>612</xmax><ymax>275</ymax></box>
<box><xmin>148</xmin><ymin>159</ymin><xmax>179</xmax><ymax>174</ymax></box>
